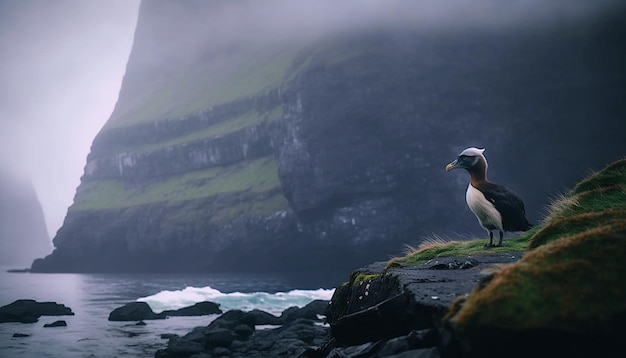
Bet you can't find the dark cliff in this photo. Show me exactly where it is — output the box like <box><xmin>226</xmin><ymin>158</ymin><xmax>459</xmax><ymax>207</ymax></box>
<box><xmin>32</xmin><ymin>1</ymin><xmax>626</xmax><ymax>274</ymax></box>
<box><xmin>0</xmin><ymin>169</ymin><xmax>51</xmax><ymax>266</ymax></box>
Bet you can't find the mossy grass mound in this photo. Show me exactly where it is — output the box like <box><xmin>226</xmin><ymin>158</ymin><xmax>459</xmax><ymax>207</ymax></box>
<box><xmin>444</xmin><ymin>158</ymin><xmax>626</xmax><ymax>332</ymax></box>
<box><xmin>530</xmin><ymin>158</ymin><xmax>626</xmax><ymax>249</ymax></box>
<box><xmin>449</xmin><ymin>222</ymin><xmax>626</xmax><ymax>331</ymax></box>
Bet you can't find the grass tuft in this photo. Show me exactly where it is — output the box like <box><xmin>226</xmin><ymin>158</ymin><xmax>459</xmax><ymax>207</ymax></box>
<box><xmin>386</xmin><ymin>231</ymin><xmax>534</xmax><ymax>270</ymax></box>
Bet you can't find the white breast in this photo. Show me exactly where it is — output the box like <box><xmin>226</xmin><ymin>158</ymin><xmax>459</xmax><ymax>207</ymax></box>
<box><xmin>465</xmin><ymin>184</ymin><xmax>503</xmax><ymax>231</ymax></box>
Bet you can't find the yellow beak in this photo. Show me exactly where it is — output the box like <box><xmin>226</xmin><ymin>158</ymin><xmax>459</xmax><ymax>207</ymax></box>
<box><xmin>445</xmin><ymin>161</ymin><xmax>457</xmax><ymax>172</ymax></box>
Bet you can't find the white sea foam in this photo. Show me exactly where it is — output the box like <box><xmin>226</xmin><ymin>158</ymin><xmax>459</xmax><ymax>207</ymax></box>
<box><xmin>137</xmin><ymin>286</ymin><xmax>335</xmax><ymax>316</ymax></box>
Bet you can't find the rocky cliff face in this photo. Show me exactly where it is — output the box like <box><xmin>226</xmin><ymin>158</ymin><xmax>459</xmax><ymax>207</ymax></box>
<box><xmin>31</xmin><ymin>1</ymin><xmax>626</xmax><ymax>273</ymax></box>
<box><xmin>0</xmin><ymin>169</ymin><xmax>51</xmax><ymax>266</ymax></box>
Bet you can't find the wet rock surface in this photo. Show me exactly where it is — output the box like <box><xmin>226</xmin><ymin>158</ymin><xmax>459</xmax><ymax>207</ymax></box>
<box><xmin>0</xmin><ymin>299</ymin><xmax>74</xmax><ymax>323</ymax></box>
<box><xmin>314</xmin><ymin>253</ymin><xmax>523</xmax><ymax>357</ymax></box>
<box><xmin>43</xmin><ymin>320</ymin><xmax>67</xmax><ymax>328</ymax></box>
<box><xmin>155</xmin><ymin>300</ymin><xmax>331</xmax><ymax>358</ymax></box>
<box><xmin>108</xmin><ymin>301</ymin><xmax>223</xmax><ymax>321</ymax></box>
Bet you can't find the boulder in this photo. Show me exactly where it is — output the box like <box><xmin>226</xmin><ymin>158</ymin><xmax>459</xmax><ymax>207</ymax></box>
<box><xmin>109</xmin><ymin>301</ymin><xmax>223</xmax><ymax>322</ymax></box>
<box><xmin>156</xmin><ymin>336</ymin><xmax>204</xmax><ymax>357</ymax></box>
<box><xmin>247</xmin><ymin>309</ymin><xmax>282</xmax><ymax>325</ymax></box>
<box><xmin>43</xmin><ymin>320</ymin><xmax>67</xmax><ymax>328</ymax></box>
<box><xmin>156</xmin><ymin>307</ymin><xmax>330</xmax><ymax>357</ymax></box>
<box><xmin>161</xmin><ymin>301</ymin><xmax>222</xmax><ymax>317</ymax></box>
<box><xmin>280</xmin><ymin>299</ymin><xmax>329</xmax><ymax>323</ymax></box>
<box><xmin>108</xmin><ymin>302</ymin><xmax>163</xmax><ymax>321</ymax></box>
<box><xmin>206</xmin><ymin>328</ymin><xmax>235</xmax><ymax>348</ymax></box>
<box><xmin>0</xmin><ymin>299</ymin><xmax>74</xmax><ymax>323</ymax></box>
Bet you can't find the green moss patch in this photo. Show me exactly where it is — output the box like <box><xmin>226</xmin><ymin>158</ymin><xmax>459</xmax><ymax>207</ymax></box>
<box><xmin>71</xmin><ymin>156</ymin><xmax>282</xmax><ymax>211</ymax></box>
<box><xmin>353</xmin><ymin>273</ymin><xmax>381</xmax><ymax>286</ymax></box>
<box><xmin>122</xmin><ymin>107</ymin><xmax>282</xmax><ymax>155</ymax></box>
<box><xmin>529</xmin><ymin>209</ymin><xmax>626</xmax><ymax>249</ymax></box>
<box><xmin>106</xmin><ymin>45</ymin><xmax>299</xmax><ymax>129</ymax></box>
<box><xmin>573</xmin><ymin>158</ymin><xmax>626</xmax><ymax>194</ymax></box>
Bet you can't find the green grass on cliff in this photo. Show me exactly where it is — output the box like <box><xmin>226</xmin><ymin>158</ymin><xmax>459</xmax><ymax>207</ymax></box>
<box><xmin>106</xmin><ymin>45</ymin><xmax>300</xmax><ymax>130</ymax></box>
<box><xmin>441</xmin><ymin>158</ymin><xmax>626</xmax><ymax>332</ymax></box>
<box><xmin>386</xmin><ymin>231</ymin><xmax>535</xmax><ymax>269</ymax></box>
<box><xmin>113</xmin><ymin>106</ymin><xmax>283</xmax><ymax>155</ymax></box>
<box><xmin>70</xmin><ymin>156</ymin><xmax>283</xmax><ymax>212</ymax></box>
<box><xmin>106</xmin><ymin>35</ymin><xmax>384</xmax><ymax>131</ymax></box>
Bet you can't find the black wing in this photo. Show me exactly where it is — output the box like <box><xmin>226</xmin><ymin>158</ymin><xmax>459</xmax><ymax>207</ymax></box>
<box><xmin>475</xmin><ymin>182</ymin><xmax>532</xmax><ymax>231</ymax></box>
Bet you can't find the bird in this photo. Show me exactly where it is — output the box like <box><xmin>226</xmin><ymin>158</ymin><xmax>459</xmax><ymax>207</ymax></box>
<box><xmin>445</xmin><ymin>147</ymin><xmax>532</xmax><ymax>247</ymax></box>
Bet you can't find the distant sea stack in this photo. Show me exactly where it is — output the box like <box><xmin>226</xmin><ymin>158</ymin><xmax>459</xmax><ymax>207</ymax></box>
<box><xmin>31</xmin><ymin>1</ymin><xmax>626</xmax><ymax>273</ymax></box>
<box><xmin>0</xmin><ymin>169</ymin><xmax>51</xmax><ymax>266</ymax></box>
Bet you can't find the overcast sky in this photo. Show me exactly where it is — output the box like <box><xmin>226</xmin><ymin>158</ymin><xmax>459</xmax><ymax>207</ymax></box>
<box><xmin>0</xmin><ymin>0</ymin><xmax>139</xmax><ymax>238</ymax></box>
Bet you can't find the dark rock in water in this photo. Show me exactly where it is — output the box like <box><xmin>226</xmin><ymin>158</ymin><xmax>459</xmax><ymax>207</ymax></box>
<box><xmin>0</xmin><ymin>299</ymin><xmax>74</xmax><ymax>323</ymax></box>
<box><xmin>155</xmin><ymin>300</ymin><xmax>330</xmax><ymax>357</ymax></box>
<box><xmin>206</xmin><ymin>328</ymin><xmax>235</xmax><ymax>348</ymax></box>
<box><xmin>161</xmin><ymin>301</ymin><xmax>222</xmax><ymax>317</ymax></box>
<box><xmin>280</xmin><ymin>300</ymin><xmax>329</xmax><ymax>323</ymax></box>
<box><xmin>108</xmin><ymin>302</ymin><xmax>163</xmax><ymax>321</ymax></box>
<box><xmin>12</xmin><ymin>333</ymin><xmax>29</xmax><ymax>338</ymax></box>
<box><xmin>6</xmin><ymin>268</ymin><xmax>31</xmax><ymax>273</ymax></box>
<box><xmin>43</xmin><ymin>320</ymin><xmax>67</xmax><ymax>328</ymax></box>
<box><xmin>158</xmin><ymin>336</ymin><xmax>205</xmax><ymax>357</ymax></box>
<box><xmin>233</xmin><ymin>324</ymin><xmax>254</xmax><ymax>339</ymax></box>
<box><xmin>246</xmin><ymin>309</ymin><xmax>282</xmax><ymax>325</ymax></box>
<box><xmin>109</xmin><ymin>301</ymin><xmax>222</xmax><ymax>321</ymax></box>
<box><xmin>212</xmin><ymin>347</ymin><xmax>231</xmax><ymax>356</ymax></box>
<box><xmin>135</xmin><ymin>320</ymin><xmax>147</xmax><ymax>326</ymax></box>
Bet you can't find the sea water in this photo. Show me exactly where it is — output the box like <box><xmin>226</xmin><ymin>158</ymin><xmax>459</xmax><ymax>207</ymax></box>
<box><xmin>0</xmin><ymin>267</ymin><xmax>340</xmax><ymax>357</ymax></box>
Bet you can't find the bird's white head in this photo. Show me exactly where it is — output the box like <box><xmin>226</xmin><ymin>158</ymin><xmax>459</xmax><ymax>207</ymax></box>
<box><xmin>445</xmin><ymin>147</ymin><xmax>488</xmax><ymax>172</ymax></box>
<box><xmin>459</xmin><ymin>147</ymin><xmax>485</xmax><ymax>157</ymax></box>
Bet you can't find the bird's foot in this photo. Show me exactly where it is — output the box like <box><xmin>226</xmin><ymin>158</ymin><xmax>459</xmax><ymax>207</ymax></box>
<box><xmin>483</xmin><ymin>244</ymin><xmax>495</xmax><ymax>249</ymax></box>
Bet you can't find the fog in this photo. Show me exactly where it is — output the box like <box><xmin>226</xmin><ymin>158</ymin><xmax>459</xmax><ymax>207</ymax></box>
<box><xmin>0</xmin><ymin>0</ymin><xmax>623</xmax><ymax>240</ymax></box>
<box><xmin>0</xmin><ymin>0</ymin><xmax>139</xmax><ymax>238</ymax></box>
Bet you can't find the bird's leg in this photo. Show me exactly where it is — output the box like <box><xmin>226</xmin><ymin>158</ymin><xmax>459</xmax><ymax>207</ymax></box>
<box><xmin>496</xmin><ymin>231</ymin><xmax>504</xmax><ymax>247</ymax></box>
<box><xmin>485</xmin><ymin>231</ymin><xmax>494</xmax><ymax>248</ymax></box>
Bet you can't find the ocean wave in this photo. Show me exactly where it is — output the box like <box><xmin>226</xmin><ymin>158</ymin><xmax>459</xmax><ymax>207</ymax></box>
<box><xmin>137</xmin><ymin>286</ymin><xmax>335</xmax><ymax>315</ymax></box>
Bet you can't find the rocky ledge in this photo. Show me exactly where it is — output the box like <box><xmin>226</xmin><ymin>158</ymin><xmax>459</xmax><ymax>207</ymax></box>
<box><xmin>319</xmin><ymin>253</ymin><xmax>523</xmax><ymax>357</ymax></box>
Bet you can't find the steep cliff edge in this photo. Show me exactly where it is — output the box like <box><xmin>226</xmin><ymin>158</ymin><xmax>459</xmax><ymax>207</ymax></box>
<box><xmin>32</xmin><ymin>1</ymin><xmax>626</xmax><ymax>273</ymax></box>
